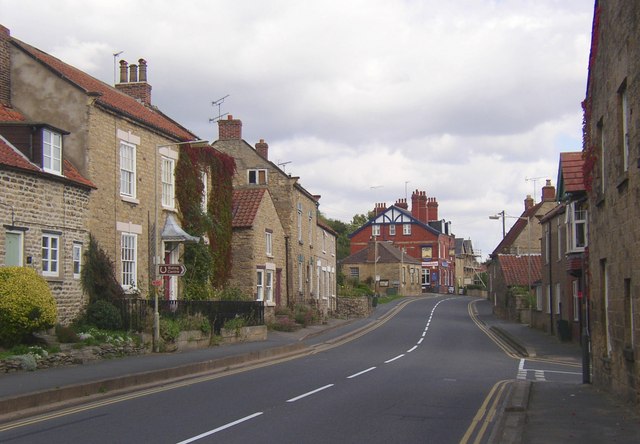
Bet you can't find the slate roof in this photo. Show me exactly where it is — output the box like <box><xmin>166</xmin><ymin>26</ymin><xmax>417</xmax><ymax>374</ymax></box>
<box><xmin>497</xmin><ymin>254</ymin><xmax>541</xmax><ymax>286</ymax></box>
<box><xmin>557</xmin><ymin>152</ymin><xmax>585</xmax><ymax>196</ymax></box>
<box><xmin>232</xmin><ymin>188</ymin><xmax>267</xmax><ymax>228</ymax></box>
<box><xmin>11</xmin><ymin>38</ymin><xmax>197</xmax><ymax>142</ymax></box>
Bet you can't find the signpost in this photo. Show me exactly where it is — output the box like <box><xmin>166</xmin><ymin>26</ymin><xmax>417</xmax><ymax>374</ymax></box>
<box><xmin>157</xmin><ymin>264</ymin><xmax>186</xmax><ymax>276</ymax></box>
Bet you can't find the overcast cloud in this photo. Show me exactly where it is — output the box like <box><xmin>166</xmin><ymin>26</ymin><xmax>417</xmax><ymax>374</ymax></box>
<box><xmin>0</xmin><ymin>0</ymin><xmax>594</xmax><ymax>259</ymax></box>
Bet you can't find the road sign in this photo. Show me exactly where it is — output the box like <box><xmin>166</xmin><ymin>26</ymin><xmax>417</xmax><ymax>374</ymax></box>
<box><xmin>157</xmin><ymin>264</ymin><xmax>186</xmax><ymax>276</ymax></box>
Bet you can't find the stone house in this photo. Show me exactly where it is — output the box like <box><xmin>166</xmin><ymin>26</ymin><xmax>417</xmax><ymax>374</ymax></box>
<box><xmin>2</xmin><ymin>25</ymin><xmax>203</xmax><ymax>302</ymax></box>
<box><xmin>582</xmin><ymin>0</ymin><xmax>640</xmax><ymax>404</ymax></box>
<box><xmin>489</xmin><ymin>254</ymin><xmax>542</xmax><ymax>322</ymax></box>
<box><xmin>488</xmin><ymin>181</ymin><xmax>557</xmax><ymax>320</ymax></box>
<box><xmin>349</xmin><ymin>191</ymin><xmax>456</xmax><ymax>293</ymax></box>
<box><xmin>535</xmin><ymin>152</ymin><xmax>587</xmax><ymax>342</ymax></box>
<box><xmin>454</xmin><ymin>238</ymin><xmax>482</xmax><ymax>292</ymax></box>
<box><xmin>230</xmin><ymin>188</ymin><xmax>286</xmax><ymax>319</ymax></box>
<box><xmin>315</xmin><ymin>218</ymin><xmax>338</xmax><ymax>313</ymax></box>
<box><xmin>341</xmin><ymin>240</ymin><xmax>422</xmax><ymax>297</ymax></box>
<box><xmin>212</xmin><ymin>116</ymin><xmax>336</xmax><ymax>315</ymax></box>
<box><xmin>0</xmin><ymin>103</ymin><xmax>95</xmax><ymax>324</ymax></box>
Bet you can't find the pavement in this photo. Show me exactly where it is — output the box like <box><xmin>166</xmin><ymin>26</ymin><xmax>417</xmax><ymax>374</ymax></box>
<box><xmin>1</xmin><ymin>295</ymin><xmax>639</xmax><ymax>443</ymax></box>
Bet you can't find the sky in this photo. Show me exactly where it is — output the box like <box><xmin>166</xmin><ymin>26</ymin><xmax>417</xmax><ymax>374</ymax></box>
<box><xmin>0</xmin><ymin>0</ymin><xmax>594</xmax><ymax>260</ymax></box>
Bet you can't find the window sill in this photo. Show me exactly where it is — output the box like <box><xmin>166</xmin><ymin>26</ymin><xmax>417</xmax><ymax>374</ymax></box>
<box><xmin>161</xmin><ymin>205</ymin><xmax>177</xmax><ymax>213</ymax></box>
<box><xmin>43</xmin><ymin>275</ymin><xmax>63</xmax><ymax>282</ymax></box>
<box><xmin>121</xmin><ymin>196</ymin><xmax>140</xmax><ymax>205</ymax></box>
<box><xmin>616</xmin><ymin>173</ymin><xmax>628</xmax><ymax>191</ymax></box>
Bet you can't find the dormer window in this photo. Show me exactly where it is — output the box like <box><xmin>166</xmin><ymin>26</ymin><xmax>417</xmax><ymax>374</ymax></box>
<box><xmin>43</xmin><ymin>129</ymin><xmax>62</xmax><ymax>175</ymax></box>
<box><xmin>248</xmin><ymin>169</ymin><xmax>267</xmax><ymax>185</ymax></box>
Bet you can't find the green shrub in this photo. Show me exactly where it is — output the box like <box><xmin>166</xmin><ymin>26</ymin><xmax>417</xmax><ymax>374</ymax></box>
<box><xmin>160</xmin><ymin>318</ymin><xmax>181</xmax><ymax>343</ymax></box>
<box><xmin>215</xmin><ymin>287</ymin><xmax>252</xmax><ymax>301</ymax></box>
<box><xmin>85</xmin><ymin>300</ymin><xmax>122</xmax><ymax>331</ymax></box>
<box><xmin>81</xmin><ymin>235</ymin><xmax>125</xmax><ymax>304</ymax></box>
<box><xmin>0</xmin><ymin>267</ymin><xmax>57</xmax><ymax>346</ymax></box>
<box><xmin>223</xmin><ymin>316</ymin><xmax>246</xmax><ymax>332</ymax></box>
<box><xmin>293</xmin><ymin>304</ymin><xmax>317</xmax><ymax>327</ymax></box>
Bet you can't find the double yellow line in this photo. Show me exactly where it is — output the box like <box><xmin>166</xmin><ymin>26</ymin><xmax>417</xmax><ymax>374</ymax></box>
<box><xmin>459</xmin><ymin>379</ymin><xmax>510</xmax><ymax>444</ymax></box>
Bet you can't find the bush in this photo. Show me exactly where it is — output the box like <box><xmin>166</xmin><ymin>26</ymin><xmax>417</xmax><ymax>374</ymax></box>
<box><xmin>215</xmin><ymin>287</ymin><xmax>252</xmax><ymax>301</ymax></box>
<box><xmin>81</xmin><ymin>235</ymin><xmax>125</xmax><ymax>304</ymax></box>
<box><xmin>293</xmin><ymin>304</ymin><xmax>317</xmax><ymax>327</ymax></box>
<box><xmin>160</xmin><ymin>318</ymin><xmax>181</xmax><ymax>343</ymax></box>
<box><xmin>55</xmin><ymin>324</ymin><xmax>80</xmax><ymax>343</ymax></box>
<box><xmin>85</xmin><ymin>300</ymin><xmax>123</xmax><ymax>331</ymax></box>
<box><xmin>0</xmin><ymin>267</ymin><xmax>57</xmax><ymax>346</ymax></box>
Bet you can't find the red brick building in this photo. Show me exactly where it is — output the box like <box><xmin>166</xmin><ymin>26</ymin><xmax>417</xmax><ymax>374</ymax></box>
<box><xmin>349</xmin><ymin>190</ymin><xmax>456</xmax><ymax>293</ymax></box>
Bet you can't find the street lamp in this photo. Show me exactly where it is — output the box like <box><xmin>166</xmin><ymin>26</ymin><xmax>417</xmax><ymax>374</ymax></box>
<box><xmin>153</xmin><ymin>139</ymin><xmax>208</xmax><ymax>352</ymax></box>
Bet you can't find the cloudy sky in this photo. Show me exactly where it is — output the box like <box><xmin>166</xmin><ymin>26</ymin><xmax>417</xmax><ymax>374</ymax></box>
<box><xmin>1</xmin><ymin>0</ymin><xmax>594</xmax><ymax>259</ymax></box>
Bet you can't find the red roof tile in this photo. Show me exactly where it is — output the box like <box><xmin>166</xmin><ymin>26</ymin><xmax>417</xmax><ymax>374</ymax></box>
<box><xmin>0</xmin><ymin>104</ymin><xmax>26</xmax><ymax>122</ymax></box>
<box><xmin>498</xmin><ymin>254</ymin><xmax>541</xmax><ymax>286</ymax></box>
<box><xmin>559</xmin><ymin>152</ymin><xmax>585</xmax><ymax>193</ymax></box>
<box><xmin>12</xmin><ymin>39</ymin><xmax>197</xmax><ymax>142</ymax></box>
<box><xmin>232</xmin><ymin>188</ymin><xmax>266</xmax><ymax>228</ymax></box>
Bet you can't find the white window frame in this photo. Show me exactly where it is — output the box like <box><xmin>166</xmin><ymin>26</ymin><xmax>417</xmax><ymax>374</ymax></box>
<box><xmin>322</xmin><ymin>230</ymin><xmax>327</xmax><ymax>253</ymax></box>
<box><xmin>621</xmin><ymin>84</ymin><xmax>630</xmax><ymax>172</ymax></box>
<box><xmin>265</xmin><ymin>230</ymin><xmax>273</xmax><ymax>257</ymax></box>
<box><xmin>201</xmin><ymin>171</ymin><xmax>209</xmax><ymax>211</ymax></box>
<box><xmin>566</xmin><ymin>202</ymin><xmax>587</xmax><ymax>252</ymax></box>
<box><xmin>298</xmin><ymin>257</ymin><xmax>303</xmax><ymax>292</ymax></box>
<box><xmin>120</xmin><ymin>141</ymin><xmax>136</xmax><ymax>198</ymax></box>
<box><xmin>297</xmin><ymin>203</ymin><xmax>303</xmax><ymax>243</ymax></box>
<box><xmin>73</xmin><ymin>243</ymin><xmax>82</xmax><ymax>279</ymax></box>
<box><xmin>265</xmin><ymin>269</ymin><xmax>274</xmax><ymax>303</ymax></box>
<box><xmin>256</xmin><ymin>269</ymin><xmax>264</xmax><ymax>301</ymax></box>
<box><xmin>42</xmin><ymin>233</ymin><xmax>60</xmax><ymax>277</ymax></box>
<box><xmin>557</xmin><ymin>218</ymin><xmax>562</xmax><ymax>261</ymax></box>
<box><xmin>121</xmin><ymin>233</ymin><xmax>137</xmax><ymax>290</ymax></box>
<box><xmin>161</xmin><ymin>156</ymin><xmax>175</xmax><ymax>209</ymax></box>
<box><xmin>248</xmin><ymin>169</ymin><xmax>267</xmax><ymax>185</ymax></box>
<box><xmin>43</xmin><ymin>129</ymin><xmax>62</xmax><ymax>175</ymax></box>
<box><xmin>372</xmin><ymin>224</ymin><xmax>380</xmax><ymax>237</ymax></box>
<box><xmin>389</xmin><ymin>224</ymin><xmax>396</xmax><ymax>236</ymax></box>
<box><xmin>422</xmin><ymin>268</ymin><xmax>430</xmax><ymax>285</ymax></box>
<box><xmin>403</xmin><ymin>224</ymin><xmax>411</xmax><ymax>235</ymax></box>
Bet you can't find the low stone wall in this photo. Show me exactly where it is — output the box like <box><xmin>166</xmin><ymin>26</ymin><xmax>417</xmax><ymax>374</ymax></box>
<box><xmin>0</xmin><ymin>342</ymin><xmax>148</xmax><ymax>373</ymax></box>
<box><xmin>220</xmin><ymin>325</ymin><xmax>268</xmax><ymax>344</ymax></box>
<box><xmin>335</xmin><ymin>296</ymin><xmax>372</xmax><ymax>319</ymax></box>
<box><xmin>466</xmin><ymin>289</ymin><xmax>488</xmax><ymax>298</ymax></box>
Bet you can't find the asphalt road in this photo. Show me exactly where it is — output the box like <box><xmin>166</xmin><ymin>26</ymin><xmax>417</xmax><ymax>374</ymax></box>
<box><xmin>0</xmin><ymin>297</ymin><xmax>578</xmax><ymax>443</ymax></box>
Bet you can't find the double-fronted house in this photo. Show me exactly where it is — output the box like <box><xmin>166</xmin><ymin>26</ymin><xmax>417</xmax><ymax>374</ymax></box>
<box><xmin>213</xmin><ymin>116</ymin><xmax>336</xmax><ymax>316</ymax></box>
<box><xmin>2</xmin><ymin>25</ymin><xmax>205</xmax><ymax>302</ymax></box>
<box><xmin>0</xmin><ymin>102</ymin><xmax>95</xmax><ymax>324</ymax></box>
<box><xmin>342</xmin><ymin>240</ymin><xmax>422</xmax><ymax>297</ymax></box>
<box><xmin>349</xmin><ymin>190</ymin><xmax>455</xmax><ymax>293</ymax></box>
<box><xmin>582</xmin><ymin>0</ymin><xmax>640</xmax><ymax>404</ymax></box>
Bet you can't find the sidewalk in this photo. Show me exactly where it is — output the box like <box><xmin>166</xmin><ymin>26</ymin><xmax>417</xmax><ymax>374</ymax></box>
<box><xmin>475</xmin><ymin>299</ymin><xmax>640</xmax><ymax>444</ymax></box>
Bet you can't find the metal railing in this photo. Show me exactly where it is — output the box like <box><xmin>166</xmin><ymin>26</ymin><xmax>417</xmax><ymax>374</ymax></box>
<box><xmin>114</xmin><ymin>298</ymin><xmax>264</xmax><ymax>334</ymax></box>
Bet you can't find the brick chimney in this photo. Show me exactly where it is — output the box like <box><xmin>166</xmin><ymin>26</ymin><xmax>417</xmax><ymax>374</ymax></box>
<box><xmin>427</xmin><ymin>197</ymin><xmax>438</xmax><ymax>222</ymax></box>
<box><xmin>411</xmin><ymin>190</ymin><xmax>428</xmax><ymax>223</ymax></box>
<box><xmin>373</xmin><ymin>202</ymin><xmax>387</xmax><ymax>216</ymax></box>
<box><xmin>255</xmin><ymin>139</ymin><xmax>269</xmax><ymax>159</ymax></box>
<box><xmin>115</xmin><ymin>58</ymin><xmax>152</xmax><ymax>106</ymax></box>
<box><xmin>524</xmin><ymin>194</ymin><xmax>534</xmax><ymax>211</ymax></box>
<box><xmin>0</xmin><ymin>25</ymin><xmax>11</xmax><ymax>106</ymax></box>
<box><xmin>541</xmin><ymin>179</ymin><xmax>556</xmax><ymax>202</ymax></box>
<box><xmin>218</xmin><ymin>114</ymin><xmax>242</xmax><ymax>140</ymax></box>
<box><xmin>395</xmin><ymin>198</ymin><xmax>408</xmax><ymax>210</ymax></box>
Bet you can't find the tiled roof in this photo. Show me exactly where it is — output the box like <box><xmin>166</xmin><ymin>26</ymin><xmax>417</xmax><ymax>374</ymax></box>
<box><xmin>342</xmin><ymin>241</ymin><xmax>421</xmax><ymax>265</ymax></box>
<box><xmin>0</xmin><ymin>104</ymin><xmax>26</xmax><ymax>122</ymax></box>
<box><xmin>0</xmin><ymin>132</ymin><xmax>96</xmax><ymax>189</ymax></box>
<box><xmin>11</xmin><ymin>39</ymin><xmax>197</xmax><ymax>142</ymax></box>
<box><xmin>498</xmin><ymin>254</ymin><xmax>541</xmax><ymax>286</ymax></box>
<box><xmin>558</xmin><ymin>152</ymin><xmax>585</xmax><ymax>194</ymax></box>
<box><xmin>232</xmin><ymin>188</ymin><xmax>266</xmax><ymax>228</ymax></box>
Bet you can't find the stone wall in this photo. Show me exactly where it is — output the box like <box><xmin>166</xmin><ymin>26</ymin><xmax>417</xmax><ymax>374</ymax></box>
<box><xmin>335</xmin><ymin>296</ymin><xmax>372</xmax><ymax>319</ymax></box>
<box><xmin>0</xmin><ymin>168</ymin><xmax>91</xmax><ymax>324</ymax></box>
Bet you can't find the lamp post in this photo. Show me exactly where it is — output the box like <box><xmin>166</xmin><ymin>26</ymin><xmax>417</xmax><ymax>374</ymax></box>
<box><xmin>489</xmin><ymin>212</ymin><xmax>533</xmax><ymax>325</ymax></box>
<box><xmin>153</xmin><ymin>139</ymin><xmax>208</xmax><ymax>352</ymax></box>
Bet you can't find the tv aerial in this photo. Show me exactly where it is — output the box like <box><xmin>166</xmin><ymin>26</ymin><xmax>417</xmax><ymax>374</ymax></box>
<box><xmin>209</xmin><ymin>95</ymin><xmax>229</xmax><ymax>123</ymax></box>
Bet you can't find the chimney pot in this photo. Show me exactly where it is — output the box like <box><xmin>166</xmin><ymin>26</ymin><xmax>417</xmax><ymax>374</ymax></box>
<box><xmin>138</xmin><ymin>58</ymin><xmax>147</xmax><ymax>82</ymax></box>
<box><xmin>218</xmin><ymin>115</ymin><xmax>242</xmax><ymax>140</ymax></box>
<box><xmin>129</xmin><ymin>64</ymin><xmax>138</xmax><ymax>82</ymax></box>
<box><xmin>541</xmin><ymin>179</ymin><xmax>556</xmax><ymax>202</ymax></box>
<box><xmin>119</xmin><ymin>60</ymin><xmax>128</xmax><ymax>83</ymax></box>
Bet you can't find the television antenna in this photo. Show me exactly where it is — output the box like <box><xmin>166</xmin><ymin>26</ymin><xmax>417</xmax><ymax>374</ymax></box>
<box><xmin>209</xmin><ymin>95</ymin><xmax>230</xmax><ymax>123</ymax></box>
<box><xmin>525</xmin><ymin>176</ymin><xmax>546</xmax><ymax>203</ymax></box>
<box><xmin>113</xmin><ymin>51</ymin><xmax>123</xmax><ymax>84</ymax></box>
<box><xmin>277</xmin><ymin>161</ymin><xmax>292</xmax><ymax>172</ymax></box>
